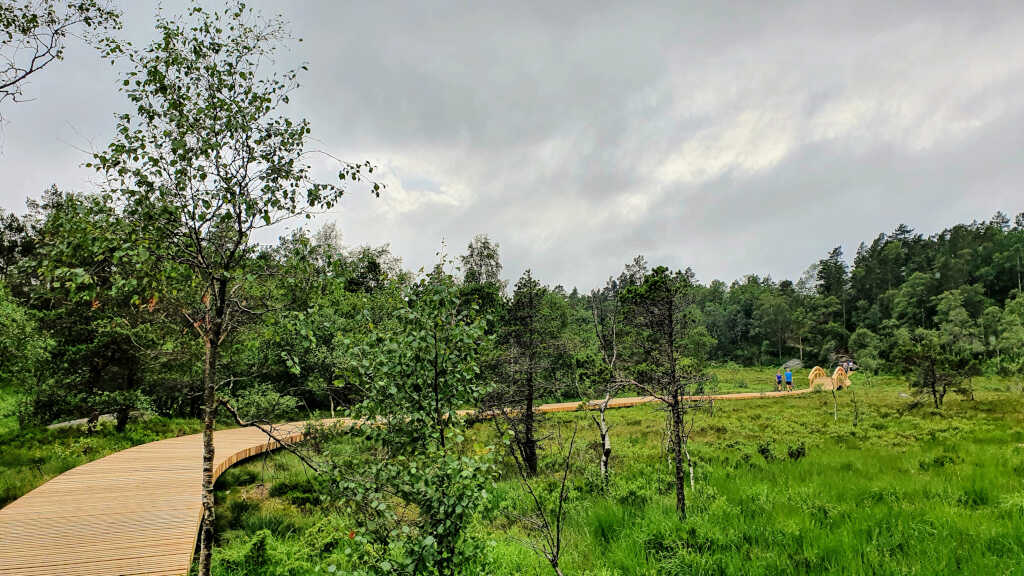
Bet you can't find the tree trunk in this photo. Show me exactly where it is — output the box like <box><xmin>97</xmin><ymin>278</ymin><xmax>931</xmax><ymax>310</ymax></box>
<box><xmin>198</xmin><ymin>335</ymin><xmax>220</xmax><ymax>576</ymax></box>
<box><xmin>597</xmin><ymin>400</ymin><xmax>611</xmax><ymax>491</ymax></box>
<box><xmin>831</xmin><ymin>387</ymin><xmax>838</xmax><ymax>422</ymax></box>
<box><xmin>682</xmin><ymin>432</ymin><xmax>695</xmax><ymax>490</ymax></box>
<box><xmin>523</xmin><ymin>371</ymin><xmax>537</xmax><ymax>476</ymax></box>
<box><xmin>670</xmin><ymin>395</ymin><xmax>686</xmax><ymax>519</ymax></box>
<box><xmin>850</xmin><ymin>389</ymin><xmax>859</xmax><ymax>427</ymax></box>
<box><xmin>115</xmin><ymin>406</ymin><xmax>130</xmax><ymax>432</ymax></box>
<box><xmin>86</xmin><ymin>410</ymin><xmax>100</xmax><ymax>433</ymax></box>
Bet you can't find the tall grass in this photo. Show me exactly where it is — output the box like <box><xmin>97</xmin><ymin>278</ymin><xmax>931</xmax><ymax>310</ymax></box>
<box><xmin>210</xmin><ymin>371</ymin><xmax>1024</xmax><ymax>575</ymax></box>
<box><xmin>0</xmin><ymin>415</ymin><xmax>202</xmax><ymax>506</ymax></box>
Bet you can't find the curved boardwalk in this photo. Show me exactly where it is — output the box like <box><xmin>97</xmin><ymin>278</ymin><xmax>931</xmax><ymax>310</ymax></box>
<box><xmin>0</xmin><ymin>388</ymin><xmax>810</xmax><ymax>575</ymax></box>
<box><xmin>0</xmin><ymin>422</ymin><xmax>310</xmax><ymax>576</ymax></box>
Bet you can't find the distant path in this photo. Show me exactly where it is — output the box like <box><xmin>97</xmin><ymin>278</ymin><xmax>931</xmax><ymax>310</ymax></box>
<box><xmin>0</xmin><ymin>387</ymin><xmax>812</xmax><ymax>575</ymax></box>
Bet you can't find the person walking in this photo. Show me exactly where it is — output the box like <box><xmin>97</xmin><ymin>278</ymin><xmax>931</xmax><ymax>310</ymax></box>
<box><xmin>784</xmin><ymin>368</ymin><xmax>793</xmax><ymax>392</ymax></box>
<box><xmin>775</xmin><ymin>371</ymin><xmax>783</xmax><ymax>391</ymax></box>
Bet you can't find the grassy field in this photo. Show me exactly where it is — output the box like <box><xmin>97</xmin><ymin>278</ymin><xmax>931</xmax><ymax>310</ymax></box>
<box><xmin>0</xmin><ymin>384</ymin><xmax>203</xmax><ymax>507</ymax></box>
<box><xmin>207</xmin><ymin>370</ymin><xmax>1024</xmax><ymax>575</ymax></box>
<box><xmin>0</xmin><ymin>364</ymin><xmax>800</xmax><ymax>510</ymax></box>
<box><xmin>4</xmin><ymin>369</ymin><xmax>1021</xmax><ymax>574</ymax></box>
<box><xmin>0</xmin><ymin>413</ymin><xmax>202</xmax><ymax>507</ymax></box>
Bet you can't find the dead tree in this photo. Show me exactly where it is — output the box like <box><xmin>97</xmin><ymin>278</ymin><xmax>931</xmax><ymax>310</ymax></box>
<box><xmin>496</xmin><ymin>417</ymin><xmax>577</xmax><ymax>576</ymax></box>
<box><xmin>850</xmin><ymin>387</ymin><xmax>859</xmax><ymax>427</ymax></box>
<box><xmin>572</xmin><ymin>282</ymin><xmax>628</xmax><ymax>491</ymax></box>
<box><xmin>571</xmin><ymin>361</ymin><xmax>623</xmax><ymax>493</ymax></box>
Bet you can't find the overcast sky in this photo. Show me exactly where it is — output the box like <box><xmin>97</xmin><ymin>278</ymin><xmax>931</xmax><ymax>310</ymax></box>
<box><xmin>3</xmin><ymin>1</ymin><xmax>1023</xmax><ymax>291</ymax></box>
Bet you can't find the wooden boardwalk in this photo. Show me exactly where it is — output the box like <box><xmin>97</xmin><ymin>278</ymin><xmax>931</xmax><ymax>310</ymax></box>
<box><xmin>0</xmin><ymin>422</ymin><xmax>312</xmax><ymax>576</ymax></box>
<box><xmin>0</xmin><ymin>387</ymin><xmax>811</xmax><ymax>575</ymax></box>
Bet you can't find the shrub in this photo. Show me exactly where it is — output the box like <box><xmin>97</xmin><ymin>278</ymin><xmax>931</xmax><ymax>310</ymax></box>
<box><xmin>787</xmin><ymin>442</ymin><xmax>806</xmax><ymax>461</ymax></box>
<box><xmin>757</xmin><ymin>440</ymin><xmax>776</xmax><ymax>462</ymax></box>
<box><xmin>268</xmin><ymin>477</ymin><xmax>318</xmax><ymax>507</ymax></box>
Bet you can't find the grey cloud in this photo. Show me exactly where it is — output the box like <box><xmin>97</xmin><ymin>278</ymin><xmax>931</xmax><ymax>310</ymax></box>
<box><xmin>3</xmin><ymin>0</ymin><xmax>1024</xmax><ymax>291</ymax></box>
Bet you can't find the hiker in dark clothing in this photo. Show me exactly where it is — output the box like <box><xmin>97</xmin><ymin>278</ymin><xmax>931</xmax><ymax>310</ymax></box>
<box><xmin>775</xmin><ymin>371</ymin><xmax>783</xmax><ymax>391</ymax></box>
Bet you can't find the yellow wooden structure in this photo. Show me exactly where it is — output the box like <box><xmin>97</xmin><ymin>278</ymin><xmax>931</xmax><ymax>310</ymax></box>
<box><xmin>832</xmin><ymin>366</ymin><xmax>851</xmax><ymax>389</ymax></box>
<box><xmin>808</xmin><ymin>366</ymin><xmax>831</xmax><ymax>390</ymax></box>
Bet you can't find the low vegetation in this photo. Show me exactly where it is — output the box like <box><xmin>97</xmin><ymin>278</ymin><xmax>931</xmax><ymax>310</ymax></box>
<box><xmin>208</xmin><ymin>373</ymin><xmax>1024</xmax><ymax>575</ymax></box>
<box><xmin>0</xmin><ymin>407</ymin><xmax>200</xmax><ymax>507</ymax></box>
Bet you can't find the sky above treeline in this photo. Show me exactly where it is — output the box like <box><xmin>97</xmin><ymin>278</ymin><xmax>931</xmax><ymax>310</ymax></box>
<box><xmin>3</xmin><ymin>0</ymin><xmax>1024</xmax><ymax>291</ymax></box>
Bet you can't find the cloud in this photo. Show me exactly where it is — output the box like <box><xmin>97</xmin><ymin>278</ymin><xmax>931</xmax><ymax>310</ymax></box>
<box><xmin>3</xmin><ymin>0</ymin><xmax>1024</xmax><ymax>291</ymax></box>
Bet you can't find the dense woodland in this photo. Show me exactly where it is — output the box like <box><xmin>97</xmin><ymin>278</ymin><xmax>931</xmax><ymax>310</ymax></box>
<box><xmin>3</xmin><ymin>196</ymin><xmax>1024</xmax><ymax>427</ymax></box>
<box><xmin>2</xmin><ymin>2</ymin><xmax>1024</xmax><ymax>575</ymax></box>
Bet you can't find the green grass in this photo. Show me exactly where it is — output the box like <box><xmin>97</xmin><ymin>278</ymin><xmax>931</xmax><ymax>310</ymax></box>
<box><xmin>0</xmin><ymin>382</ymin><xmax>204</xmax><ymax>507</ymax></box>
<box><xmin>0</xmin><ymin>415</ymin><xmax>203</xmax><ymax>507</ymax></box>
<box><xmin>209</xmin><ymin>370</ymin><xmax>1024</xmax><ymax>575</ymax></box>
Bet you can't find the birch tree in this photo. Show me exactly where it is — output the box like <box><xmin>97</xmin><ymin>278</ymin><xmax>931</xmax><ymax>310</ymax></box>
<box><xmin>89</xmin><ymin>3</ymin><xmax>377</xmax><ymax>574</ymax></box>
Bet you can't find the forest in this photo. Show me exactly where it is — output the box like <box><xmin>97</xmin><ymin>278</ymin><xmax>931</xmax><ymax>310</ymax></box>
<box><xmin>1</xmin><ymin>2</ymin><xmax>1023</xmax><ymax>576</ymax></box>
<box><xmin>4</xmin><ymin>195</ymin><xmax>1024</xmax><ymax>430</ymax></box>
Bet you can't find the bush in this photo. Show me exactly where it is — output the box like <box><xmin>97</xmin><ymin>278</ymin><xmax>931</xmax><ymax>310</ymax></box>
<box><xmin>787</xmin><ymin>442</ymin><xmax>806</xmax><ymax>461</ymax></box>
<box><xmin>268</xmin><ymin>477</ymin><xmax>319</xmax><ymax>507</ymax></box>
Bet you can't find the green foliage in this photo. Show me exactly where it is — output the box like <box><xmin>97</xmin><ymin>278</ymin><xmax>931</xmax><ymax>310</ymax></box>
<box><xmin>212</xmin><ymin>373</ymin><xmax>1024</xmax><ymax>576</ymax></box>
<box><xmin>327</xmin><ymin>267</ymin><xmax>498</xmax><ymax>576</ymax></box>
<box><xmin>91</xmin><ymin>3</ymin><xmax>374</xmax><ymax>253</ymax></box>
<box><xmin>848</xmin><ymin>327</ymin><xmax>881</xmax><ymax>374</ymax></box>
<box><xmin>0</xmin><ymin>282</ymin><xmax>48</xmax><ymax>394</ymax></box>
<box><xmin>8</xmin><ymin>188</ymin><xmax>172</xmax><ymax>427</ymax></box>
<box><xmin>0</xmin><ymin>0</ymin><xmax>121</xmax><ymax>108</ymax></box>
<box><xmin>226</xmin><ymin>383</ymin><xmax>299</xmax><ymax>423</ymax></box>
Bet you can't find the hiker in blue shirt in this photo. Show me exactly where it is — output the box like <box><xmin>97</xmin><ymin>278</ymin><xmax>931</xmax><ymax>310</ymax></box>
<box><xmin>775</xmin><ymin>371</ymin><xmax>783</xmax><ymax>391</ymax></box>
<box><xmin>784</xmin><ymin>368</ymin><xmax>793</xmax><ymax>391</ymax></box>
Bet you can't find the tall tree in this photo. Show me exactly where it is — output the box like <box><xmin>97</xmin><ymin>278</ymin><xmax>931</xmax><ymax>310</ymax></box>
<box><xmin>487</xmin><ymin>270</ymin><xmax>568</xmax><ymax>476</ymax></box>
<box><xmin>89</xmin><ymin>4</ymin><xmax>377</xmax><ymax>573</ymax></box>
<box><xmin>753</xmin><ymin>289</ymin><xmax>792</xmax><ymax>363</ymax></box>
<box><xmin>460</xmin><ymin>233</ymin><xmax>503</xmax><ymax>286</ymax></box>
<box><xmin>458</xmin><ymin>233</ymin><xmax>505</xmax><ymax>331</ymax></box>
<box><xmin>817</xmin><ymin>246</ymin><xmax>849</xmax><ymax>330</ymax></box>
<box><xmin>620</xmin><ymin>265</ymin><xmax>710</xmax><ymax>519</ymax></box>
